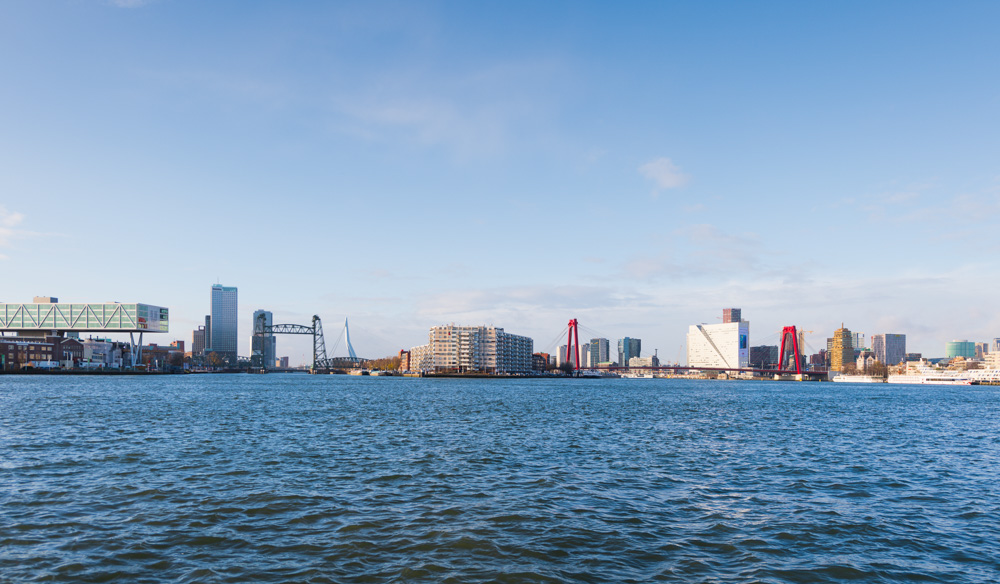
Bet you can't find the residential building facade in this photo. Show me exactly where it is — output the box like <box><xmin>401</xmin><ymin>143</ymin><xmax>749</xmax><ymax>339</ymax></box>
<box><xmin>409</xmin><ymin>324</ymin><xmax>533</xmax><ymax>374</ymax></box>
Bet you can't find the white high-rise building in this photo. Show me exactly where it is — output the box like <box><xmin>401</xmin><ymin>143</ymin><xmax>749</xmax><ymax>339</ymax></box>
<box><xmin>210</xmin><ymin>284</ymin><xmax>238</xmax><ymax>364</ymax></box>
<box><xmin>687</xmin><ymin>321</ymin><xmax>750</xmax><ymax>369</ymax></box>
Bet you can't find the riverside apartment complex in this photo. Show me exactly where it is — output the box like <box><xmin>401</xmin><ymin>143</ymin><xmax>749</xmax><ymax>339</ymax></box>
<box><xmin>407</xmin><ymin>324</ymin><xmax>533</xmax><ymax>374</ymax></box>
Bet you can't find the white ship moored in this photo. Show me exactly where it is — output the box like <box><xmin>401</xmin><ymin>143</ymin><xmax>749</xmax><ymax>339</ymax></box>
<box><xmin>886</xmin><ymin>361</ymin><xmax>972</xmax><ymax>385</ymax></box>
<box><xmin>832</xmin><ymin>374</ymin><xmax>884</xmax><ymax>383</ymax></box>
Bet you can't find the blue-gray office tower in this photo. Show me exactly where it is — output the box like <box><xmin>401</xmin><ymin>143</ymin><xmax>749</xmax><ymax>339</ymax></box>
<box><xmin>251</xmin><ymin>309</ymin><xmax>277</xmax><ymax>367</ymax></box>
<box><xmin>618</xmin><ymin>337</ymin><xmax>641</xmax><ymax>366</ymax></box>
<box><xmin>210</xmin><ymin>284</ymin><xmax>238</xmax><ymax>365</ymax></box>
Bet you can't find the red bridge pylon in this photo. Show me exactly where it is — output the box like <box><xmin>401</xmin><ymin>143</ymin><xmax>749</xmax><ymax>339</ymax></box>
<box><xmin>567</xmin><ymin>318</ymin><xmax>580</xmax><ymax>372</ymax></box>
<box><xmin>778</xmin><ymin>326</ymin><xmax>802</xmax><ymax>374</ymax></box>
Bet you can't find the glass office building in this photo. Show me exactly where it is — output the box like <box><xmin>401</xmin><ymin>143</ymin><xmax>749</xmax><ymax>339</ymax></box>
<box><xmin>210</xmin><ymin>285</ymin><xmax>238</xmax><ymax>363</ymax></box>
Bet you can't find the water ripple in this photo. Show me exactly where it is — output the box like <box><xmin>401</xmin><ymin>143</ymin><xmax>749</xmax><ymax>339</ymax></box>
<box><xmin>2</xmin><ymin>376</ymin><xmax>999</xmax><ymax>582</ymax></box>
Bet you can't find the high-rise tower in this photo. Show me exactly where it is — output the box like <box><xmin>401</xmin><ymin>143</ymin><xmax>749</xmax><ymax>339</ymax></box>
<box><xmin>251</xmin><ymin>309</ymin><xmax>277</xmax><ymax>367</ymax></box>
<box><xmin>210</xmin><ymin>284</ymin><xmax>238</xmax><ymax>364</ymax></box>
<box><xmin>830</xmin><ymin>324</ymin><xmax>853</xmax><ymax>372</ymax></box>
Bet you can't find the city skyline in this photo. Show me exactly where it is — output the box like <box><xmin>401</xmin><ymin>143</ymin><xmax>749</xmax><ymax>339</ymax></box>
<box><xmin>2</xmin><ymin>2</ymin><xmax>999</xmax><ymax>361</ymax></box>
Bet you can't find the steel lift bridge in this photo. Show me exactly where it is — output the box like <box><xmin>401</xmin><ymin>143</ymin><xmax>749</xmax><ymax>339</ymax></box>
<box><xmin>253</xmin><ymin>314</ymin><xmax>361</xmax><ymax>373</ymax></box>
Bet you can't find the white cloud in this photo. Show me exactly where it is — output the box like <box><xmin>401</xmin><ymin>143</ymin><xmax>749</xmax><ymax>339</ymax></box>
<box><xmin>0</xmin><ymin>206</ymin><xmax>26</xmax><ymax>254</ymax></box>
<box><xmin>639</xmin><ymin>157</ymin><xmax>689</xmax><ymax>192</ymax></box>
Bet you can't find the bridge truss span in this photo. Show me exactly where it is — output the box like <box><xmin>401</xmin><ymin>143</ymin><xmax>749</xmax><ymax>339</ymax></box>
<box><xmin>253</xmin><ymin>314</ymin><xmax>360</xmax><ymax>373</ymax></box>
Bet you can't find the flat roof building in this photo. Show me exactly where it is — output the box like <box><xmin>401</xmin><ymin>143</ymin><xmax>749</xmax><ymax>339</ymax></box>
<box><xmin>210</xmin><ymin>285</ymin><xmax>238</xmax><ymax>364</ymax></box>
<box><xmin>1</xmin><ymin>301</ymin><xmax>169</xmax><ymax>334</ymax></box>
<box><xmin>688</xmin><ymin>321</ymin><xmax>749</xmax><ymax>369</ymax></box>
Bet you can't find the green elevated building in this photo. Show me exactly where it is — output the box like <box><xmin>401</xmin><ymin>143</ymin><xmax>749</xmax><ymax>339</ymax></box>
<box><xmin>0</xmin><ymin>301</ymin><xmax>168</xmax><ymax>333</ymax></box>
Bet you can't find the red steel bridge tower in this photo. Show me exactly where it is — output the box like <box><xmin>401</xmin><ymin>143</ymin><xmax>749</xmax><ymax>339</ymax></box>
<box><xmin>777</xmin><ymin>326</ymin><xmax>803</xmax><ymax>374</ymax></box>
<box><xmin>567</xmin><ymin>318</ymin><xmax>581</xmax><ymax>372</ymax></box>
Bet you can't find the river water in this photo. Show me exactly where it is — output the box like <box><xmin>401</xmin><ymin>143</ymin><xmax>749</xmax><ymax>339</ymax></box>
<box><xmin>1</xmin><ymin>375</ymin><xmax>998</xmax><ymax>583</ymax></box>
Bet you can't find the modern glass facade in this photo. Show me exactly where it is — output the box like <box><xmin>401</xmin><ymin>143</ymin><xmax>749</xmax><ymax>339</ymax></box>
<box><xmin>210</xmin><ymin>285</ymin><xmax>238</xmax><ymax>363</ymax></box>
<box><xmin>589</xmin><ymin>338</ymin><xmax>610</xmax><ymax>367</ymax></box>
<box><xmin>945</xmin><ymin>340</ymin><xmax>975</xmax><ymax>359</ymax></box>
<box><xmin>618</xmin><ymin>337</ymin><xmax>641</xmax><ymax>367</ymax></box>
<box><xmin>251</xmin><ymin>309</ymin><xmax>276</xmax><ymax>367</ymax></box>
<box><xmin>0</xmin><ymin>303</ymin><xmax>168</xmax><ymax>333</ymax></box>
<box><xmin>871</xmin><ymin>333</ymin><xmax>906</xmax><ymax>365</ymax></box>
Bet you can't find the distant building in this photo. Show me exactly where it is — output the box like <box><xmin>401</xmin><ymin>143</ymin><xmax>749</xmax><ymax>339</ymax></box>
<box><xmin>857</xmin><ymin>349</ymin><xmax>876</xmax><ymax>371</ymax></box>
<box><xmin>618</xmin><ymin>337</ymin><xmax>641</xmax><ymax>367</ymax></box>
<box><xmin>1</xmin><ymin>338</ymin><xmax>54</xmax><ymax>370</ymax></box>
<box><xmin>628</xmin><ymin>355</ymin><xmax>659</xmax><ymax>369</ymax></box>
<box><xmin>204</xmin><ymin>315</ymin><xmax>212</xmax><ymax>352</ymax></box>
<box><xmin>830</xmin><ymin>325</ymin><xmax>854</xmax><ymax>372</ymax></box>
<box><xmin>553</xmin><ymin>343</ymin><xmax>588</xmax><ymax>367</ymax></box>
<box><xmin>906</xmin><ymin>352</ymin><xmax>922</xmax><ymax>362</ymax></box>
<box><xmin>398</xmin><ymin>349</ymin><xmax>411</xmax><ymax>371</ymax></box>
<box><xmin>687</xmin><ymin>321</ymin><xmax>749</xmax><ymax>369</ymax></box>
<box><xmin>945</xmin><ymin>340</ymin><xmax>976</xmax><ymax>359</ymax></box>
<box><xmin>589</xmin><ymin>338</ymin><xmax>610</xmax><ymax>366</ymax></box>
<box><xmin>554</xmin><ymin>344</ymin><xmax>569</xmax><ymax>366</ymax></box>
<box><xmin>251</xmin><ymin>309</ymin><xmax>277</xmax><ymax>367</ymax></box>
<box><xmin>531</xmin><ymin>353</ymin><xmax>548</xmax><ymax>372</ymax></box>
<box><xmin>210</xmin><ymin>285</ymin><xmax>238</xmax><ymax>364</ymax></box>
<box><xmin>82</xmin><ymin>338</ymin><xmax>124</xmax><ymax>368</ymax></box>
<box><xmin>139</xmin><ymin>342</ymin><xmax>184</xmax><ymax>370</ymax></box>
<box><xmin>409</xmin><ymin>324</ymin><xmax>533</xmax><ymax>374</ymax></box>
<box><xmin>278</xmin><ymin>356</ymin><xmax>289</xmax><ymax>368</ymax></box>
<box><xmin>975</xmin><ymin>342</ymin><xmax>989</xmax><ymax>360</ymax></box>
<box><xmin>749</xmin><ymin>345</ymin><xmax>779</xmax><ymax>369</ymax></box>
<box><xmin>192</xmin><ymin>325</ymin><xmax>206</xmax><ymax>356</ymax></box>
<box><xmin>851</xmin><ymin>332</ymin><xmax>866</xmax><ymax>351</ymax></box>
<box><xmin>871</xmin><ymin>334</ymin><xmax>906</xmax><ymax>366</ymax></box>
<box><xmin>722</xmin><ymin>308</ymin><xmax>741</xmax><ymax>324</ymax></box>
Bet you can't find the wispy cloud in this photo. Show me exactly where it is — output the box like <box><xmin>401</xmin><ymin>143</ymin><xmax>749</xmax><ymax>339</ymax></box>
<box><xmin>639</xmin><ymin>157</ymin><xmax>689</xmax><ymax>195</ymax></box>
<box><xmin>0</xmin><ymin>206</ymin><xmax>59</xmax><ymax>260</ymax></box>
<box><xmin>332</xmin><ymin>58</ymin><xmax>564</xmax><ymax>158</ymax></box>
<box><xmin>0</xmin><ymin>206</ymin><xmax>27</xmax><ymax>259</ymax></box>
<box><xmin>616</xmin><ymin>224</ymin><xmax>766</xmax><ymax>282</ymax></box>
<box><xmin>108</xmin><ymin>0</ymin><xmax>154</xmax><ymax>7</ymax></box>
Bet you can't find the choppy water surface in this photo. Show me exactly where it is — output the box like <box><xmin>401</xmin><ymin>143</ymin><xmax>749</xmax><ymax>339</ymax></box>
<box><xmin>1</xmin><ymin>376</ymin><xmax>999</xmax><ymax>583</ymax></box>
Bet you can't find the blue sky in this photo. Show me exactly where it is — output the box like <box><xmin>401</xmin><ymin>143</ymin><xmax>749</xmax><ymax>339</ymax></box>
<box><xmin>2</xmin><ymin>1</ymin><xmax>999</xmax><ymax>363</ymax></box>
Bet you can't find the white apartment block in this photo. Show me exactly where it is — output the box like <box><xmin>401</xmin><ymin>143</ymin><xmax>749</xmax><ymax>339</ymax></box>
<box><xmin>410</xmin><ymin>324</ymin><xmax>533</xmax><ymax>374</ymax></box>
<box><xmin>408</xmin><ymin>343</ymin><xmax>433</xmax><ymax>372</ymax></box>
<box><xmin>687</xmin><ymin>322</ymin><xmax>750</xmax><ymax>369</ymax></box>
